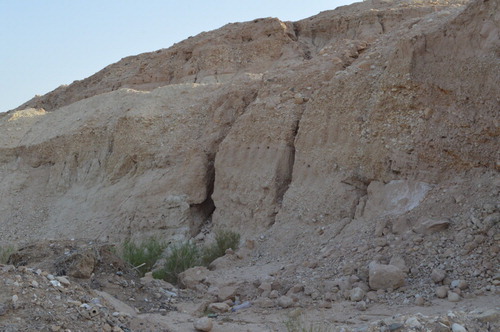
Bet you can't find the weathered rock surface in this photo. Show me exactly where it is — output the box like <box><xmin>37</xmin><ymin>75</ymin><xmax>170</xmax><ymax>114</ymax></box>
<box><xmin>0</xmin><ymin>1</ymin><xmax>499</xmax><ymax>330</ymax></box>
<box><xmin>1</xmin><ymin>0</ymin><xmax>498</xmax><ymax>246</ymax></box>
<box><xmin>369</xmin><ymin>263</ymin><xmax>406</xmax><ymax>290</ymax></box>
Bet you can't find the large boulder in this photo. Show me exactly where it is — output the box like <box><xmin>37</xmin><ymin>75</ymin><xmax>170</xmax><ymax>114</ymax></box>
<box><xmin>368</xmin><ymin>262</ymin><xmax>405</xmax><ymax>290</ymax></box>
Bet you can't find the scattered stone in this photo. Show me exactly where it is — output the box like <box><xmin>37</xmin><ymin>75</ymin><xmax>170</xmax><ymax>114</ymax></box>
<box><xmin>56</xmin><ymin>276</ymin><xmax>70</xmax><ymax>287</ymax></box>
<box><xmin>414</xmin><ymin>218</ymin><xmax>450</xmax><ymax>235</ymax></box>
<box><xmin>208</xmin><ymin>302</ymin><xmax>230</xmax><ymax>313</ymax></box>
<box><xmin>269</xmin><ymin>290</ymin><xmax>279</xmax><ymax>299</ymax></box>
<box><xmin>451</xmin><ymin>280</ymin><xmax>467</xmax><ymax>290</ymax></box>
<box><xmin>258</xmin><ymin>282</ymin><xmax>272</xmax><ymax>297</ymax></box>
<box><xmin>287</xmin><ymin>284</ymin><xmax>304</xmax><ymax>295</ymax></box>
<box><xmin>387</xmin><ymin>323</ymin><xmax>404</xmax><ymax>331</ymax></box>
<box><xmin>11</xmin><ymin>295</ymin><xmax>19</xmax><ymax>309</ymax></box>
<box><xmin>436</xmin><ymin>286</ymin><xmax>448</xmax><ymax>298</ymax></box>
<box><xmin>355</xmin><ymin>300</ymin><xmax>367</xmax><ymax>311</ymax></box>
<box><xmin>431</xmin><ymin>269</ymin><xmax>446</xmax><ymax>283</ymax></box>
<box><xmin>217</xmin><ymin>285</ymin><xmax>237</xmax><ymax>301</ymax></box>
<box><xmin>194</xmin><ymin>317</ymin><xmax>213</xmax><ymax>331</ymax></box>
<box><xmin>50</xmin><ymin>280</ymin><xmax>62</xmax><ymax>287</ymax></box>
<box><xmin>64</xmin><ymin>250</ymin><xmax>97</xmax><ymax>279</ymax></box>
<box><xmin>389</xmin><ymin>255</ymin><xmax>409</xmax><ymax>273</ymax></box>
<box><xmin>178</xmin><ymin>267</ymin><xmax>210</xmax><ymax>290</ymax></box>
<box><xmin>451</xmin><ymin>323</ymin><xmax>467</xmax><ymax>332</ymax></box>
<box><xmin>368</xmin><ymin>263</ymin><xmax>405</xmax><ymax>290</ymax></box>
<box><xmin>254</xmin><ymin>297</ymin><xmax>274</xmax><ymax>308</ymax></box>
<box><xmin>350</xmin><ymin>287</ymin><xmax>365</xmax><ymax>302</ymax></box>
<box><xmin>277</xmin><ymin>296</ymin><xmax>294</xmax><ymax>308</ymax></box>
<box><xmin>405</xmin><ymin>317</ymin><xmax>421</xmax><ymax>328</ymax></box>
<box><xmin>447</xmin><ymin>291</ymin><xmax>460</xmax><ymax>302</ymax></box>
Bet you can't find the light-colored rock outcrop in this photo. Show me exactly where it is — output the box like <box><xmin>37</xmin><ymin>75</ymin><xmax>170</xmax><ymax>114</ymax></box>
<box><xmin>0</xmin><ymin>0</ymin><xmax>498</xmax><ymax>247</ymax></box>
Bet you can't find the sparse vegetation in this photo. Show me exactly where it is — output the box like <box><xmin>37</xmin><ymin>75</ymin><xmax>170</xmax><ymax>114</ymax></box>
<box><xmin>121</xmin><ymin>237</ymin><xmax>166</xmax><ymax>276</ymax></box>
<box><xmin>153</xmin><ymin>241</ymin><xmax>200</xmax><ymax>284</ymax></box>
<box><xmin>201</xmin><ymin>229</ymin><xmax>240</xmax><ymax>266</ymax></box>
<box><xmin>0</xmin><ymin>245</ymin><xmax>15</xmax><ymax>264</ymax></box>
<box><xmin>152</xmin><ymin>229</ymin><xmax>241</xmax><ymax>284</ymax></box>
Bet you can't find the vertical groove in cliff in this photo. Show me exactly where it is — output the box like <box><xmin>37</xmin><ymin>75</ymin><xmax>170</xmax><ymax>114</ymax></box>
<box><xmin>270</xmin><ymin>105</ymin><xmax>305</xmax><ymax>227</ymax></box>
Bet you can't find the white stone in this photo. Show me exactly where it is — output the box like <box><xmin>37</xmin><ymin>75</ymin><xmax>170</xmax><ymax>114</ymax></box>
<box><xmin>405</xmin><ymin>317</ymin><xmax>421</xmax><ymax>328</ymax></box>
<box><xmin>451</xmin><ymin>323</ymin><xmax>467</xmax><ymax>332</ymax></box>
<box><xmin>194</xmin><ymin>317</ymin><xmax>213</xmax><ymax>331</ymax></box>
<box><xmin>350</xmin><ymin>287</ymin><xmax>365</xmax><ymax>302</ymax></box>
<box><xmin>277</xmin><ymin>296</ymin><xmax>294</xmax><ymax>308</ymax></box>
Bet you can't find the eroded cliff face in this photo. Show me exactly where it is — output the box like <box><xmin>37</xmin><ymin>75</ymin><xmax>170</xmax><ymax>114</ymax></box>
<box><xmin>1</xmin><ymin>0</ymin><xmax>498</xmax><ymax>246</ymax></box>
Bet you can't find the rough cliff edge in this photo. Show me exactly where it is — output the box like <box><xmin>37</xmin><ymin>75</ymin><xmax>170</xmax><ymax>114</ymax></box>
<box><xmin>1</xmin><ymin>0</ymin><xmax>497</xmax><ymax>244</ymax></box>
<box><xmin>0</xmin><ymin>0</ymin><xmax>499</xmax><ymax>330</ymax></box>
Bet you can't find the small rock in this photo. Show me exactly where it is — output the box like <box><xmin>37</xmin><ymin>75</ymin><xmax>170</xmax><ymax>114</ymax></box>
<box><xmin>294</xmin><ymin>93</ymin><xmax>305</xmax><ymax>104</ymax></box>
<box><xmin>287</xmin><ymin>284</ymin><xmax>304</xmax><ymax>295</ymax></box>
<box><xmin>414</xmin><ymin>218</ymin><xmax>450</xmax><ymax>235</ymax></box>
<box><xmin>11</xmin><ymin>295</ymin><xmax>19</xmax><ymax>309</ymax></box>
<box><xmin>56</xmin><ymin>276</ymin><xmax>70</xmax><ymax>287</ymax></box>
<box><xmin>50</xmin><ymin>280</ymin><xmax>62</xmax><ymax>287</ymax></box>
<box><xmin>254</xmin><ymin>297</ymin><xmax>274</xmax><ymax>308</ymax></box>
<box><xmin>102</xmin><ymin>324</ymin><xmax>112</xmax><ymax>332</ymax></box>
<box><xmin>278</xmin><ymin>296</ymin><xmax>294</xmax><ymax>308</ymax></box>
<box><xmin>415</xmin><ymin>294</ymin><xmax>425</xmax><ymax>306</ymax></box>
<box><xmin>350</xmin><ymin>287</ymin><xmax>365</xmax><ymax>302</ymax></box>
<box><xmin>405</xmin><ymin>317</ymin><xmax>421</xmax><ymax>328</ymax></box>
<box><xmin>355</xmin><ymin>300</ymin><xmax>367</xmax><ymax>311</ymax></box>
<box><xmin>387</xmin><ymin>322</ymin><xmax>404</xmax><ymax>331</ymax></box>
<box><xmin>194</xmin><ymin>317</ymin><xmax>213</xmax><ymax>331</ymax></box>
<box><xmin>451</xmin><ymin>279</ymin><xmax>467</xmax><ymax>290</ymax></box>
<box><xmin>178</xmin><ymin>266</ymin><xmax>210</xmax><ymax>290</ymax></box>
<box><xmin>66</xmin><ymin>251</ymin><xmax>97</xmax><ymax>278</ymax></box>
<box><xmin>389</xmin><ymin>255</ymin><xmax>409</xmax><ymax>273</ymax></box>
<box><xmin>447</xmin><ymin>291</ymin><xmax>460</xmax><ymax>302</ymax></box>
<box><xmin>258</xmin><ymin>282</ymin><xmax>272</xmax><ymax>297</ymax></box>
<box><xmin>208</xmin><ymin>302</ymin><xmax>230</xmax><ymax>313</ymax></box>
<box><xmin>431</xmin><ymin>269</ymin><xmax>446</xmax><ymax>283</ymax></box>
<box><xmin>31</xmin><ymin>280</ymin><xmax>39</xmax><ymax>288</ymax></box>
<box><xmin>436</xmin><ymin>286</ymin><xmax>448</xmax><ymax>298</ymax></box>
<box><xmin>217</xmin><ymin>285</ymin><xmax>237</xmax><ymax>301</ymax></box>
<box><xmin>451</xmin><ymin>323</ymin><xmax>467</xmax><ymax>332</ymax></box>
<box><xmin>269</xmin><ymin>290</ymin><xmax>279</xmax><ymax>299</ymax></box>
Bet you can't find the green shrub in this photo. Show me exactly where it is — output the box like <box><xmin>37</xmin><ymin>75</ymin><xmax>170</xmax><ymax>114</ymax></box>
<box><xmin>153</xmin><ymin>241</ymin><xmax>200</xmax><ymax>284</ymax></box>
<box><xmin>201</xmin><ymin>229</ymin><xmax>240</xmax><ymax>266</ymax></box>
<box><xmin>121</xmin><ymin>237</ymin><xmax>166</xmax><ymax>276</ymax></box>
<box><xmin>0</xmin><ymin>246</ymin><xmax>15</xmax><ymax>264</ymax></box>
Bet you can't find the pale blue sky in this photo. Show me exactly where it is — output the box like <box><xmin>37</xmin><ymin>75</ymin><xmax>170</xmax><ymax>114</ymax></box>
<box><xmin>0</xmin><ymin>0</ymin><xmax>357</xmax><ymax>113</ymax></box>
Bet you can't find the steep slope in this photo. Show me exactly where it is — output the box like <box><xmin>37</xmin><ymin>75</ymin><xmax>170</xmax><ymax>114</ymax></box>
<box><xmin>1</xmin><ymin>1</ymin><xmax>499</xmax><ymax>331</ymax></box>
<box><xmin>1</xmin><ymin>0</ymin><xmax>498</xmax><ymax>248</ymax></box>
